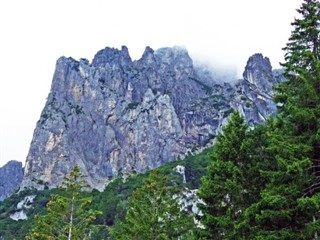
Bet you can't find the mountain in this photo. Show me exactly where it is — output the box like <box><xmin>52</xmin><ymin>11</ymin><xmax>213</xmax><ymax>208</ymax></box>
<box><xmin>231</xmin><ymin>54</ymin><xmax>284</xmax><ymax>125</ymax></box>
<box><xmin>0</xmin><ymin>161</ymin><xmax>23</xmax><ymax>201</ymax></box>
<box><xmin>20</xmin><ymin>46</ymin><xmax>281</xmax><ymax>191</ymax></box>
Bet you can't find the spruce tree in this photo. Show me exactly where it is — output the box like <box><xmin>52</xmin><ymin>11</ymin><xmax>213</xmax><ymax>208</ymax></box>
<box><xmin>110</xmin><ymin>169</ymin><xmax>195</xmax><ymax>240</ymax></box>
<box><xmin>244</xmin><ymin>117</ymin><xmax>313</xmax><ymax>239</ymax></box>
<box><xmin>197</xmin><ymin>111</ymin><xmax>249</xmax><ymax>239</ymax></box>
<box><xmin>275</xmin><ymin>0</ymin><xmax>320</xmax><ymax>152</ymax></box>
<box><xmin>245</xmin><ymin>1</ymin><xmax>320</xmax><ymax>237</ymax></box>
<box><xmin>275</xmin><ymin>0</ymin><xmax>320</xmax><ymax>236</ymax></box>
<box><xmin>26</xmin><ymin>165</ymin><xmax>101</xmax><ymax>240</ymax></box>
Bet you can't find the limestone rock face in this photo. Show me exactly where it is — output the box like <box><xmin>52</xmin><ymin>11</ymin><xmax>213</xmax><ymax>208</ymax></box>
<box><xmin>231</xmin><ymin>53</ymin><xmax>282</xmax><ymax>125</ymax></box>
<box><xmin>0</xmin><ymin>161</ymin><xmax>24</xmax><ymax>201</ymax></box>
<box><xmin>21</xmin><ymin>46</ymin><xmax>281</xmax><ymax>191</ymax></box>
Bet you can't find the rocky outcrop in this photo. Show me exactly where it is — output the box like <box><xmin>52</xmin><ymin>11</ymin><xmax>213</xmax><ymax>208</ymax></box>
<box><xmin>9</xmin><ymin>195</ymin><xmax>36</xmax><ymax>221</ymax></box>
<box><xmin>21</xmin><ymin>46</ymin><xmax>281</xmax><ymax>191</ymax></box>
<box><xmin>231</xmin><ymin>54</ymin><xmax>282</xmax><ymax>126</ymax></box>
<box><xmin>0</xmin><ymin>161</ymin><xmax>24</xmax><ymax>201</ymax></box>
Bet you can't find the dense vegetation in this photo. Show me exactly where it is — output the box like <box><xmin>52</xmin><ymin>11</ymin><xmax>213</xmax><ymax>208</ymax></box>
<box><xmin>1</xmin><ymin>0</ymin><xmax>319</xmax><ymax>239</ymax></box>
<box><xmin>110</xmin><ymin>169</ymin><xmax>196</xmax><ymax>240</ymax></box>
<box><xmin>0</xmin><ymin>150</ymin><xmax>210</xmax><ymax>239</ymax></box>
<box><xmin>26</xmin><ymin>165</ymin><xmax>102</xmax><ymax>240</ymax></box>
<box><xmin>198</xmin><ymin>0</ymin><xmax>320</xmax><ymax>239</ymax></box>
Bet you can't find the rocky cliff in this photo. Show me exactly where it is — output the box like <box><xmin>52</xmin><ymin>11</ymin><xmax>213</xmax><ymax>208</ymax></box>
<box><xmin>21</xmin><ymin>46</ymin><xmax>281</xmax><ymax>191</ymax></box>
<box><xmin>231</xmin><ymin>54</ymin><xmax>284</xmax><ymax>125</ymax></box>
<box><xmin>0</xmin><ymin>161</ymin><xmax>24</xmax><ymax>201</ymax></box>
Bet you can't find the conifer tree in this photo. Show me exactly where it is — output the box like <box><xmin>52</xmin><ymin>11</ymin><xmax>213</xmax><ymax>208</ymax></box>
<box><xmin>26</xmin><ymin>165</ymin><xmax>101</xmax><ymax>240</ymax></box>
<box><xmin>244</xmin><ymin>117</ymin><xmax>313</xmax><ymax>239</ymax></box>
<box><xmin>246</xmin><ymin>1</ymin><xmax>320</xmax><ymax>237</ymax></box>
<box><xmin>275</xmin><ymin>0</ymin><xmax>320</xmax><ymax>150</ymax></box>
<box><xmin>197</xmin><ymin>111</ymin><xmax>249</xmax><ymax>239</ymax></box>
<box><xmin>110</xmin><ymin>169</ymin><xmax>195</xmax><ymax>240</ymax></box>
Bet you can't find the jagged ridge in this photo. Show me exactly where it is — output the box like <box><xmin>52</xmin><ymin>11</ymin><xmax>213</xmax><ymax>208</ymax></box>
<box><xmin>21</xmin><ymin>47</ymin><xmax>282</xmax><ymax>191</ymax></box>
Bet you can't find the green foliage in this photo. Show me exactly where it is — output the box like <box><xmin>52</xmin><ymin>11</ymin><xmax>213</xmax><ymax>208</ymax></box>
<box><xmin>90</xmin><ymin>150</ymin><xmax>211</xmax><ymax>230</ymax></box>
<box><xmin>198</xmin><ymin>113</ymin><xmax>316</xmax><ymax>239</ymax></box>
<box><xmin>242</xmin><ymin>1</ymin><xmax>320</xmax><ymax>238</ymax></box>
<box><xmin>243</xmin><ymin>117</ymin><xmax>314</xmax><ymax>239</ymax></box>
<box><xmin>198</xmin><ymin>111</ymin><xmax>250</xmax><ymax>239</ymax></box>
<box><xmin>268</xmin><ymin>1</ymin><xmax>320</xmax><ymax>237</ymax></box>
<box><xmin>0</xmin><ymin>148</ymin><xmax>210</xmax><ymax>239</ymax></box>
<box><xmin>197</xmin><ymin>1</ymin><xmax>320</xmax><ymax>239</ymax></box>
<box><xmin>0</xmin><ymin>188</ymin><xmax>57</xmax><ymax>240</ymax></box>
<box><xmin>0</xmin><ymin>137</ymin><xmax>213</xmax><ymax>239</ymax></box>
<box><xmin>281</xmin><ymin>0</ymin><xmax>320</xmax><ymax>71</ymax></box>
<box><xmin>26</xmin><ymin>165</ymin><xmax>102</xmax><ymax>240</ymax></box>
<box><xmin>110</xmin><ymin>169</ymin><xmax>196</xmax><ymax>240</ymax></box>
<box><xmin>275</xmin><ymin>0</ymin><xmax>320</xmax><ymax>140</ymax></box>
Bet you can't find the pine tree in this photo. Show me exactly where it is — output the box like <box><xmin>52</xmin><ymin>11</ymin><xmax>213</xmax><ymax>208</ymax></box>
<box><xmin>197</xmin><ymin>111</ymin><xmax>249</xmax><ymax>239</ymax></box>
<box><xmin>26</xmin><ymin>165</ymin><xmax>101</xmax><ymax>240</ymax></box>
<box><xmin>110</xmin><ymin>169</ymin><xmax>195</xmax><ymax>240</ymax></box>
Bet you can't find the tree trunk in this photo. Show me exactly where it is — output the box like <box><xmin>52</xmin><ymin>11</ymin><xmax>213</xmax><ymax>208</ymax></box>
<box><xmin>68</xmin><ymin>194</ymin><xmax>75</xmax><ymax>240</ymax></box>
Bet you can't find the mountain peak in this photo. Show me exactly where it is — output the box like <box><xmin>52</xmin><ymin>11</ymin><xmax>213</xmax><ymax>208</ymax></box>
<box><xmin>92</xmin><ymin>46</ymin><xmax>132</xmax><ymax>67</ymax></box>
<box><xmin>0</xmin><ymin>161</ymin><xmax>23</xmax><ymax>201</ymax></box>
<box><xmin>243</xmin><ymin>53</ymin><xmax>274</xmax><ymax>92</ymax></box>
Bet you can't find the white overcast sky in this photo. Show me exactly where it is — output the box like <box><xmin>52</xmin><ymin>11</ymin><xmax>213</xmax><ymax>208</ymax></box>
<box><xmin>0</xmin><ymin>0</ymin><xmax>301</xmax><ymax>167</ymax></box>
